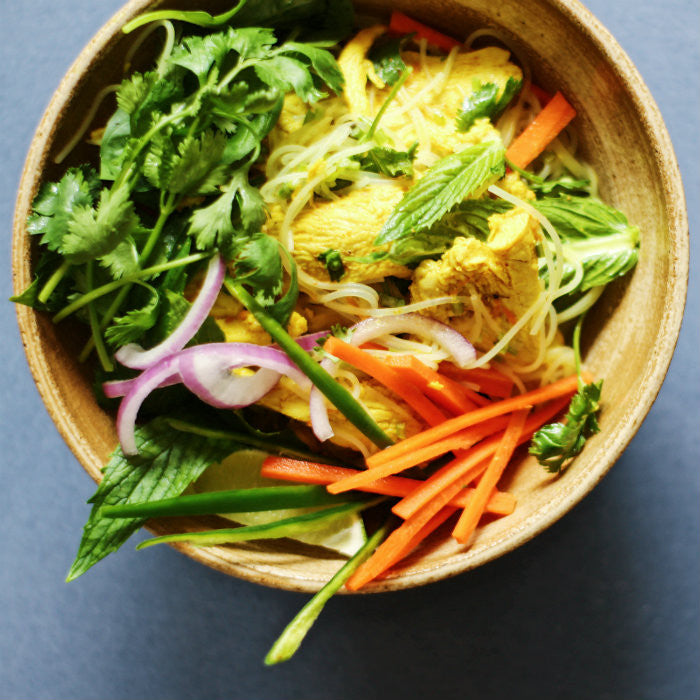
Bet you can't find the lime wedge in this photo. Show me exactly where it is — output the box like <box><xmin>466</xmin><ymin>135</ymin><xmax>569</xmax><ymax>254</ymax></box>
<box><xmin>192</xmin><ymin>450</ymin><xmax>367</xmax><ymax>557</ymax></box>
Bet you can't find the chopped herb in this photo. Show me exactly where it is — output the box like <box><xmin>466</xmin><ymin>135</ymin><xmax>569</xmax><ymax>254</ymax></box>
<box><xmin>317</xmin><ymin>248</ymin><xmax>346</xmax><ymax>282</ymax></box>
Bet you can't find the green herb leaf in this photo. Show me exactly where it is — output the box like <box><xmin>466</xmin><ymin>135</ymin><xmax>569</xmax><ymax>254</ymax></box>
<box><xmin>61</xmin><ymin>184</ymin><xmax>140</xmax><ymax>264</ymax></box>
<box><xmin>254</xmin><ymin>55</ymin><xmax>325</xmax><ymax>103</ymax></box>
<box><xmin>375</xmin><ymin>139</ymin><xmax>505</xmax><ymax>245</ymax></box>
<box><xmin>283</xmin><ymin>41</ymin><xmax>345</xmax><ymax>93</ymax></box>
<box><xmin>534</xmin><ymin>196</ymin><xmax>640</xmax><ymax>292</ymax></box>
<box><xmin>66</xmin><ymin>417</ymin><xmax>237</xmax><ymax>581</ymax></box>
<box><xmin>104</xmin><ymin>284</ymin><xmax>160</xmax><ymax>347</ymax></box>
<box><xmin>26</xmin><ymin>167</ymin><xmax>100</xmax><ymax>252</ymax></box>
<box><xmin>353</xmin><ymin>142</ymin><xmax>417</xmax><ymax>178</ymax></box>
<box><xmin>317</xmin><ymin>249</ymin><xmax>346</xmax><ymax>282</ymax></box>
<box><xmin>167</xmin><ymin>131</ymin><xmax>229</xmax><ymax>195</ymax></box>
<box><xmin>368</xmin><ymin>33</ymin><xmax>408</xmax><ymax>87</ymax></box>
<box><xmin>456</xmin><ymin>77</ymin><xmax>522</xmax><ymax>132</ymax></box>
<box><xmin>529</xmin><ymin>380</ymin><xmax>603</xmax><ymax>473</ymax></box>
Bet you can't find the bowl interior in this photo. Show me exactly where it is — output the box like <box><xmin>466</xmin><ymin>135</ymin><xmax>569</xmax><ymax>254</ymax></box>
<box><xmin>13</xmin><ymin>0</ymin><xmax>687</xmax><ymax>592</ymax></box>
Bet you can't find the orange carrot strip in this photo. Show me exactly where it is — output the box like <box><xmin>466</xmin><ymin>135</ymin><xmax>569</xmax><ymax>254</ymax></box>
<box><xmin>346</xmin><ymin>480</ymin><xmax>466</xmax><ymax>591</ymax></box>
<box><xmin>326</xmin><ymin>416</ymin><xmax>510</xmax><ymax>495</ymax></box>
<box><xmin>439</xmin><ymin>363</ymin><xmax>514</xmax><ymax>399</ymax></box>
<box><xmin>323</xmin><ymin>337</ymin><xmax>448</xmax><ymax>427</ymax></box>
<box><xmin>506</xmin><ymin>91</ymin><xmax>577</xmax><ymax>169</ymax></box>
<box><xmin>260</xmin><ymin>456</ymin><xmax>516</xmax><ymax>514</ymax></box>
<box><xmin>374</xmin><ymin>507</ymin><xmax>458</xmax><ymax>580</ymax></box>
<box><xmin>366</xmin><ymin>373</ymin><xmax>585</xmax><ymax>469</ymax></box>
<box><xmin>451</xmin><ymin>409</ymin><xmax>529</xmax><ymax>543</ymax></box>
<box><xmin>388</xmin><ymin>10</ymin><xmax>461</xmax><ymax>52</ymax></box>
<box><xmin>392</xmin><ymin>396</ymin><xmax>572</xmax><ymax>519</ymax></box>
<box><xmin>384</xmin><ymin>355</ymin><xmax>478</xmax><ymax>414</ymax></box>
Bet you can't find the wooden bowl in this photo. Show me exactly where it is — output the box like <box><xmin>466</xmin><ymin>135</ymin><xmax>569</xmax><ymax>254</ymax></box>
<box><xmin>12</xmin><ymin>0</ymin><xmax>688</xmax><ymax>593</ymax></box>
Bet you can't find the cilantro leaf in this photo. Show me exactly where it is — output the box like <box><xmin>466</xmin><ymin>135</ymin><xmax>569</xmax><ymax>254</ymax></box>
<box><xmin>187</xmin><ymin>170</ymin><xmax>266</xmax><ymax>253</ymax></box>
<box><xmin>368</xmin><ymin>33</ymin><xmax>408</xmax><ymax>87</ymax></box>
<box><xmin>529</xmin><ymin>380</ymin><xmax>603</xmax><ymax>473</ymax></box>
<box><xmin>61</xmin><ymin>184</ymin><xmax>140</xmax><ymax>264</ymax></box>
<box><xmin>375</xmin><ymin>139</ymin><xmax>505</xmax><ymax>245</ymax></box>
<box><xmin>26</xmin><ymin>167</ymin><xmax>100</xmax><ymax>252</ymax></box>
<box><xmin>167</xmin><ymin>131</ymin><xmax>228</xmax><ymax>195</ymax></box>
<box><xmin>254</xmin><ymin>55</ymin><xmax>325</xmax><ymax>103</ymax></box>
<box><xmin>104</xmin><ymin>284</ymin><xmax>160</xmax><ymax>347</ymax></box>
<box><xmin>317</xmin><ymin>249</ymin><xmax>346</xmax><ymax>281</ymax></box>
<box><xmin>99</xmin><ymin>108</ymin><xmax>132</xmax><ymax>181</ymax></box>
<box><xmin>456</xmin><ymin>77</ymin><xmax>522</xmax><ymax>132</ymax></box>
<box><xmin>66</xmin><ymin>417</ymin><xmax>237</xmax><ymax>581</ymax></box>
<box><xmin>283</xmin><ymin>41</ymin><xmax>345</xmax><ymax>93</ymax></box>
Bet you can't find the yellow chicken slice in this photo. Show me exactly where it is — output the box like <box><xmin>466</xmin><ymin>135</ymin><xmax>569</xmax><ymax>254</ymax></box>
<box><xmin>271</xmin><ymin>180</ymin><xmax>412</xmax><ymax>284</ymax></box>
<box><xmin>410</xmin><ymin>204</ymin><xmax>544</xmax><ymax>362</ymax></box>
<box><xmin>207</xmin><ymin>292</ymin><xmax>308</xmax><ymax>344</ymax></box>
<box><xmin>339</xmin><ymin>25</ymin><xmax>522</xmax><ymax>160</ymax></box>
<box><xmin>258</xmin><ymin>376</ymin><xmax>422</xmax><ymax>453</ymax></box>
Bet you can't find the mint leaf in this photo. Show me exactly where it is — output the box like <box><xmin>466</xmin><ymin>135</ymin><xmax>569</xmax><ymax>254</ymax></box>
<box><xmin>375</xmin><ymin>139</ymin><xmax>505</xmax><ymax>245</ymax></box>
<box><xmin>456</xmin><ymin>77</ymin><xmax>522</xmax><ymax>132</ymax></box>
<box><xmin>27</xmin><ymin>167</ymin><xmax>100</xmax><ymax>252</ymax></box>
<box><xmin>66</xmin><ymin>417</ymin><xmax>237</xmax><ymax>581</ymax></box>
<box><xmin>353</xmin><ymin>142</ymin><xmax>417</xmax><ymax>178</ymax></box>
<box><xmin>529</xmin><ymin>380</ymin><xmax>603</xmax><ymax>473</ymax></box>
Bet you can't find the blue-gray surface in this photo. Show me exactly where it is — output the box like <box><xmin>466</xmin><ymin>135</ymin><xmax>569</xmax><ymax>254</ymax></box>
<box><xmin>0</xmin><ymin>1</ymin><xmax>697</xmax><ymax>698</ymax></box>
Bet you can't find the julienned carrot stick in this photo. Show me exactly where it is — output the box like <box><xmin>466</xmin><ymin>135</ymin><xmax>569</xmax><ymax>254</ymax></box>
<box><xmin>260</xmin><ymin>456</ymin><xmax>516</xmax><ymax>515</ymax></box>
<box><xmin>439</xmin><ymin>363</ymin><xmax>514</xmax><ymax>399</ymax></box>
<box><xmin>345</xmin><ymin>479</ymin><xmax>466</xmax><ymax>591</ymax></box>
<box><xmin>327</xmin><ymin>416</ymin><xmax>511</xmax><ymax>495</ymax></box>
<box><xmin>366</xmin><ymin>373</ymin><xmax>586</xmax><ymax>469</ymax></box>
<box><xmin>323</xmin><ymin>337</ymin><xmax>448</xmax><ymax>427</ymax></box>
<box><xmin>451</xmin><ymin>409</ymin><xmax>529</xmax><ymax>543</ymax></box>
<box><xmin>506</xmin><ymin>91</ymin><xmax>576</xmax><ymax>169</ymax></box>
<box><xmin>388</xmin><ymin>11</ymin><xmax>461</xmax><ymax>52</ymax></box>
<box><xmin>383</xmin><ymin>356</ymin><xmax>478</xmax><ymax>414</ymax></box>
<box><xmin>327</xmin><ymin>416</ymin><xmax>508</xmax><ymax>494</ymax></box>
<box><xmin>374</xmin><ymin>507</ymin><xmax>457</xmax><ymax>580</ymax></box>
<box><xmin>392</xmin><ymin>395</ymin><xmax>572</xmax><ymax>519</ymax></box>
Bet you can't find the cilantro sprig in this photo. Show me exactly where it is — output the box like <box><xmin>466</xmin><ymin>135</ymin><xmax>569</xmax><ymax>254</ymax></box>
<box><xmin>529</xmin><ymin>315</ymin><xmax>603</xmax><ymax>473</ymax></box>
<box><xmin>18</xmin><ymin>15</ymin><xmax>346</xmax><ymax>360</ymax></box>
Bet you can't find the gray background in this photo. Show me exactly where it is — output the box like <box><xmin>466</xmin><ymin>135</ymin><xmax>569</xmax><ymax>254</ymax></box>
<box><xmin>1</xmin><ymin>1</ymin><xmax>698</xmax><ymax>699</ymax></box>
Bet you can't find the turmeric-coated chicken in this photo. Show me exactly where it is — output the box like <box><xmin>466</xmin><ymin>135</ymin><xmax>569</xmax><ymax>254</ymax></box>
<box><xmin>410</xmin><ymin>204</ymin><xmax>544</xmax><ymax>363</ymax></box>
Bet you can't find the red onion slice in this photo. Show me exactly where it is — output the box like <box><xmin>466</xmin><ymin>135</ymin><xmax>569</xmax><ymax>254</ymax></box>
<box><xmin>115</xmin><ymin>254</ymin><xmax>225</xmax><ymax>370</ymax></box>
<box><xmin>117</xmin><ymin>356</ymin><xmax>181</xmax><ymax>456</ymax></box>
<box><xmin>103</xmin><ymin>374</ymin><xmax>180</xmax><ymax>399</ymax></box>
<box><xmin>178</xmin><ymin>343</ymin><xmax>311</xmax><ymax>409</ymax></box>
<box><xmin>347</xmin><ymin>314</ymin><xmax>476</xmax><ymax>368</ymax></box>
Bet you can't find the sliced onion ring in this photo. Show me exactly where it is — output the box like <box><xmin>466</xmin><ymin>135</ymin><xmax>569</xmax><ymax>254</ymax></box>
<box><xmin>178</xmin><ymin>343</ymin><xmax>311</xmax><ymax>409</ymax></box>
<box><xmin>347</xmin><ymin>314</ymin><xmax>476</xmax><ymax>368</ymax></box>
<box><xmin>117</xmin><ymin>356</ymin><xmax>181</xmax><ymax>456</ymax></box>
<box><xmin>115</xmin><ymin>254</ymin><xmax>225</xmax><ymax>370</ymax></box>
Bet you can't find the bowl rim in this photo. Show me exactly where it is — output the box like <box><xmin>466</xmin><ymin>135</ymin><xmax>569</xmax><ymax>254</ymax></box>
<box><xmin>12</xmin><ymin>0</ymin><xmax>689</xmax><ymax>593</ymax></box>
